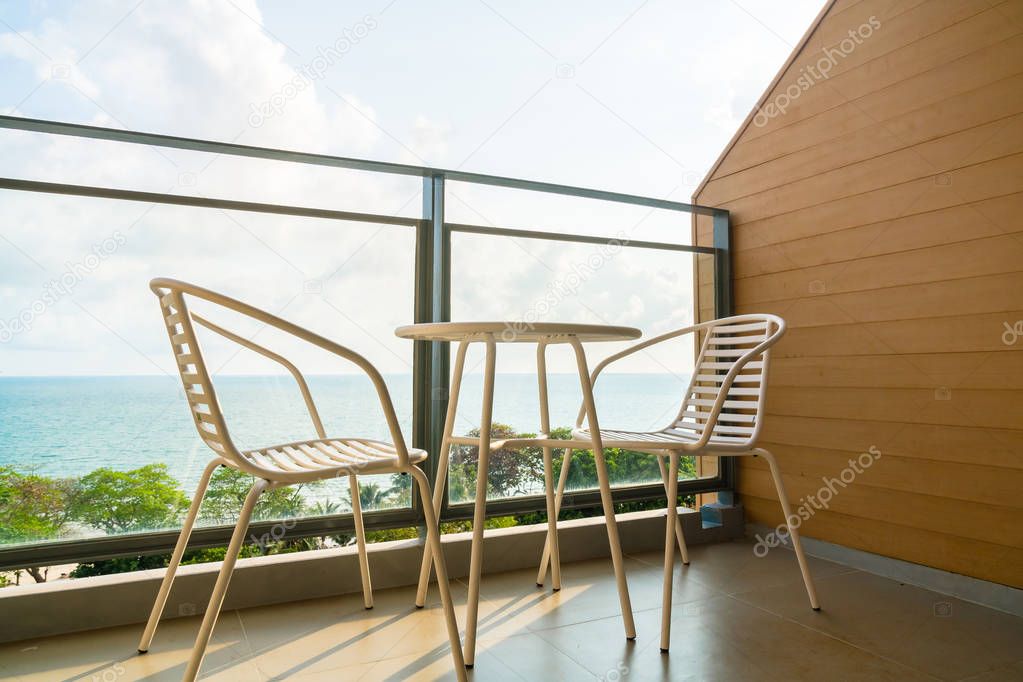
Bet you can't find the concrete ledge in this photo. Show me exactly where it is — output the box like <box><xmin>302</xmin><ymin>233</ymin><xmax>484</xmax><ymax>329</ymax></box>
<box><xmin>0</xmin><ymin>507</ymin><xmax>742</xmax><ymax>643</ymax></box>
<box><xmin>746</xmin><ymin>523</ymin><xmax>1023</xmax><ymax>617</ymax></box>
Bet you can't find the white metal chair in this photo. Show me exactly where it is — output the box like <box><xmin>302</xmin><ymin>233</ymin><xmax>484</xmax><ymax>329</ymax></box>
<box><xmin>536</xmin><ymin>313</ymin><xmax>819</xmax><ymax>652</ymax></box>
<box><xmin>137</xmin><ymin>278</ymin><xmax>466</xmax><ymax>682</ymax></box>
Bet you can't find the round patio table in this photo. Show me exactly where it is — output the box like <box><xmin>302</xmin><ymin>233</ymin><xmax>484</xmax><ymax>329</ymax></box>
<box><xmin>395</xmin><ymin>321</ymin><xmax>641</xmax><ymax>667</ymax></box>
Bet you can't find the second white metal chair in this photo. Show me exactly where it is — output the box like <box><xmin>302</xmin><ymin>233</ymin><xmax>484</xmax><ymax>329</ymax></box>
<box><xmin>536</xmin><ymin>313</ymin><xmax>819</xmax><ymax>652</ymax></box>
<box><xmin>137</xmin><ymin>278</ymin><xmax>466</xmax><ymax>682</ymax></box>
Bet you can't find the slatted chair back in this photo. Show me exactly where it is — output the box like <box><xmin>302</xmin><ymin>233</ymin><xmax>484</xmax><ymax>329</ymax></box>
<box><xmin>152</xmin><ymin>283</ymin><xmax>238</xmax><ymax>466</ymax></box>
<box><xmin>669</xmin><ymin>314</ymin><xmax>784</xmax><ymax>449</ymax></box>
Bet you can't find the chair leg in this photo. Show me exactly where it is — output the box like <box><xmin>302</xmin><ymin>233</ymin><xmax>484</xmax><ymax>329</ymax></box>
<box><xmin>410</xmin><ymin>466</ymin><xmax>467</xmax><ymax>682</ymax></box>
<box><xmin>182</xmin><ymin>479</ymin><xmax>267</xmax><ymax>682</ymax></box>
<box><xmin>660</xmin><ymin>453</ymin><xmax>680</xmax><ymax>652</ymax></box>
<box><xmin>537</xmin><ymin>448</ymin><xmax>573</xmax><ymax>586</ymax></box>
<box><xmin>757</xmin><ymin>448</ymin><xmax>820</xmax><ymax>610</ymax></box>
<box><xmin>416</xmin><ymin>339</ymin><xmax>468</xmax><ymax>608</ymax></box>
<box><xmin>540</xmin><ymin>443</ymin><xmax>561</xmax><ymax>591</ymax></box>
<box><xmin>138</xmin><ymin>459</ymin><xmax>221</xmax><ymax>654</ymax></box>
<box><xmin>413</xmin><ymin>445</ymin><xmax>447</xmax><ymax>607</ymax></box>
<box><xmin>657</xmin><ymin>453</ymin><xmax>689</xmax><ymax>566</ymax></box>
<box><xmin>348</xmin><ymin>474</ymin><xmax>373</xmax><ymax>609</ymax></box>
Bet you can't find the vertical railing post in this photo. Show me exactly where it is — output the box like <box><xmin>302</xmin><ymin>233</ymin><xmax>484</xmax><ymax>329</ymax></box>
<box><xmin>712</xmin><ymin>209</ymin><xmax>733</xmax><ymax>319</ymax></box>
<box><xmin>414</xmin><ymin>173</ymin><xmax>450</xmax><ymax>524</ymax></box>
<box><xmin>711</xmin><ymin>208</ymin><xmax>736</xmax><ymax>503</ymax></box>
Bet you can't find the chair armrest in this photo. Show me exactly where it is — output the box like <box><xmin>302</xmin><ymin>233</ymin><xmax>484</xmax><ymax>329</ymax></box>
<box><xmin>191</xmin><ymin>313</ymin><xmax>328</xmax><ymax>440</ymax></box>
<box><xmin>575</xmin><ymin>322</ymin><xmax>707</xmax><ymax>428</ymax></box>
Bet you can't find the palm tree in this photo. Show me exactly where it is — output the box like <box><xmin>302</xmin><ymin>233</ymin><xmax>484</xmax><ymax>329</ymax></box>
<box><xmin>355</xmin><ymin>482</ymin><xmax>393</xmax><ymax>511</ymax></box>
<box><xmin>309</xmin><ymin>500</ymin><xmax>341</xmax><ymax>516</ymax></box>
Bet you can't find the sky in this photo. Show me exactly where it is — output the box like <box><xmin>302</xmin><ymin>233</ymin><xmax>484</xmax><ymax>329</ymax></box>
<box><xmin>0</xmin><ymin>0</ymin><xmax>826</xmax><ymax>378</ymax></box>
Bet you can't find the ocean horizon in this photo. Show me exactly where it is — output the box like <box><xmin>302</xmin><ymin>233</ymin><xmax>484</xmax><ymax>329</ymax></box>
<box><xmin>0</xmin><ymin>373</ymin><xmax>690</xmax><ymax>500</ymax></box>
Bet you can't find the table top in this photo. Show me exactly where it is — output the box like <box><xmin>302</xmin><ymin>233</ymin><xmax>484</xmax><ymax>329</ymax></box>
<box><xmin>394</xmin><ymin>321</ymin><xmax>642</xmax><ymax>343</ymax></box>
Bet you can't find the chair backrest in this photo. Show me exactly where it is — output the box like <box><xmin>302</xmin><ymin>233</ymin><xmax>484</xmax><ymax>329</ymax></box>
<box><xmin>669</xmin><ymin>314</ymin><xmax>785</xmax><ymax>448</ymax></box>
<box><xmin>152</xmin><ymin>283</ymin><xmax>240</xmax><ymax>467</ymax></box>
<box><xmin>150</xmin><ymin>278</ymin><xmax>412</xmax><ymax>478</ymax></box>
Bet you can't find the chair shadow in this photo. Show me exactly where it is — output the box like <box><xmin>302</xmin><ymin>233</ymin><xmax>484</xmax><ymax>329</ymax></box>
<box><xmin>268</xmin><ymin>586</ymin><xmax>558</xmax><ymax>680</ymax></box>
<box><xmin>61</xmin><ymin>654</ymin><xmax>136</xmax><ymax>682</ymax></box>
<box><xmin>118</xmin><ymin>604</ymin><xmax>413</xmax><ymax>681</ymax></box>
<box><xmin>376</xmin><ymin>588</ymin><xmax>557</xmax><ymax>681</ymax></box>
<box><xmin>378</xmin><ymin>574</ymin><xmax>654</xmax><ymax>681</ymax></box>
<box><xmin>262</xmin><ymin>608</ymin><xmax>415</xmax><ymax>681</ymax></box>
<box><xmin>75</xmin><ymin>572</ymin><xmax>629</xmax><ymax>680</ymax></box>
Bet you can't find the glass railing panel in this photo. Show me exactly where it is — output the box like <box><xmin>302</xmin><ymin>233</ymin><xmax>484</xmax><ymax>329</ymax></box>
<box><xmin>0</xmin><ymin>191</ymin><xmax>415</xmax><ymax>552</ymax></box>
<box><xmin>447</xmin><ymin>228</ymin><xmax>713</xmax><ymax>505</ymax></box>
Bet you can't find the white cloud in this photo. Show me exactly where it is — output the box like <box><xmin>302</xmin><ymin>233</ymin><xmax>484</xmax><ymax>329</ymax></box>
<box><xmin>0</xmin><ymin>0</ymin><xmax>412</xmax><ymax>375</ymax></box>
<box><xmin>0</xmin><ymin>0</ymin><xmax>823</xmax><ymax>376</ymax></box>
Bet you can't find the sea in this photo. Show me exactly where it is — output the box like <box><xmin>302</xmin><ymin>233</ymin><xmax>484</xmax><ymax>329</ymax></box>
<box><xmin>0</xmin><ymin>373</ymin><xmax>689</xmax><ymax>507</ymax></box>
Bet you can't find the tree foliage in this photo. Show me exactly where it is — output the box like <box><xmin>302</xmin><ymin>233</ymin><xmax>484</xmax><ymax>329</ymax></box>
<box><xmin>449</xmin><ymin>423</ymin><xmax>545</xmax><ymax>500</ymax></box>
<box><xmin>0</xmin><ymin>466</ymin><xmax>76</xmax><ymax>544</ymax></box>
<box><xmin>547</xmin><ymin>427</ymin><xmax>697</xmax><ymax>490</ymax></box>
<box><xmin>198</xmin><ymin>466</ymin><xmax>308</xmax><ymax>524</ymax></box>
<box><xmin>70</xmin><ymin>464</ymin><xmax>189</xmax><ymax>534</ymax></box>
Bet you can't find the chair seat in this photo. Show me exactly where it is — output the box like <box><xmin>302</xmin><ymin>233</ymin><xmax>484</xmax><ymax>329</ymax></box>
<box><xmin>239</xmin><ymin>437</ymin><xmax>427</xmax><ymax>480</ymax></box>
<box><xmin>572</xmin><ymin>427</ymin><xmax>753</xmax><ymax>452</ymax></box>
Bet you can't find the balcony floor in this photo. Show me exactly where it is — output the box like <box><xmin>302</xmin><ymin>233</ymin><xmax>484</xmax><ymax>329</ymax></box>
<box><xmin>1</xmin><ymin>538</ymin><xmax>1021</xmax><ymax>681</ymax></box>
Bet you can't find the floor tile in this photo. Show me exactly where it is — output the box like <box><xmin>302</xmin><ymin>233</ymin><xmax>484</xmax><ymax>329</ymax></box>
<box><xmin>733</xmin><ymin>569</ymin><xmax>1023</xmax><ymax>681</ymax></box>
<box><xmin>629</xmin><ymin>539</ymin><xmax>854</xmax><ymax>597</ymax></box>
<box><xmin>0</xmin><ymin>610</ymin><xmax>262</xmax><ymax>681</ymax></box>
<box><xmin>958</xmin><ymin>659</ymin><xmax>1023</xmax><ymax>681</ymax></box>
<box><xmin>469</xmin><ymin>553</ymin><xmax>719</xmax><ymax>638</ymax></box>
<box><xmin>239</xmin><ymin>581</ymin><xmax>469</xmax><ymax>678</ymax></box>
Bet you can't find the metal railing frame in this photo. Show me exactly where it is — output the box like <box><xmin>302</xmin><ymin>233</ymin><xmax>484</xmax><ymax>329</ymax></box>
<box><xmin>0</xmin><ymin>115</ymin><xmax>733</xmax><ymax>570</ymax></box>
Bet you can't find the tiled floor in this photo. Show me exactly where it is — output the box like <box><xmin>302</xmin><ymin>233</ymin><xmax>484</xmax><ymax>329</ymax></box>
<box><xmin>1</xmin><ymin>539</ymin><xmax>1021</xmax><ymax>681</ymax></box>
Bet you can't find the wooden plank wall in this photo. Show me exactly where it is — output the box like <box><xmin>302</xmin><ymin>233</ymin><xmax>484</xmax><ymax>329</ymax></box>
<box><xmin>693</xmin><ymin>0</ymin><xmax>1023</xmax><ymax>587</ymax></box>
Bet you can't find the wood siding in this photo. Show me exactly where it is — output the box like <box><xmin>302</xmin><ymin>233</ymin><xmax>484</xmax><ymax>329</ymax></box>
<box><xmin>693</xmin><ymin>0</ymin><xmax>1023</xmax><ymax>587</ymax></box>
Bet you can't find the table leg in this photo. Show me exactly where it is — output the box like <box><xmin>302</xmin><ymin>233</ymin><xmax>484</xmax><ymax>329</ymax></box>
<box><xmin>569</xmin><ymin>337</ymin><xmax>636</xmax><ymax>640</ymax></box>
<box><xmin>464</xmin><ymin>334</ymin><xmax>497</xmax><ymax>667</ymax></box>
<box><xmin>416</xmin><ymin>339</ymin><xmax>470</xmax><ymax>608</ymax></box>
<box><xmin>535</xmin><ymin>340</ymin><xmax>561</xmax><ymax>591</ymax></box>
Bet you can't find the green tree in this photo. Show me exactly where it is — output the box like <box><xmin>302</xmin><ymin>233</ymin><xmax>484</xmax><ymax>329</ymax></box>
<box><xmin>70</xmin><ymin>544</ymin><xmax>268</xmax><ymax>578</ymax></box>
<box><xmin>0</xmin><ymin>466</ymin><xmax>77</xmax><ymax>582</ymax></box>
<box><xmin>70</xmin><ymin>464</ymin><xmax>189</xmax><ymax>534</ymax></box>
<box><xmin>546</xmin><ymin>427</ymin><xmax>696</xmax><ymax>491</ymax></box>
<box><xmin>198</xmin><ymin>466</ymin><xmax>307</xmax><ymax>524</ymax></box>
<box><xmin>309</xmin><ymin>500</ymin><xmax>341</xmax><ymax>516</ymax></box>
<box><xmin>0</xmin><ymin>466</ymin><xmax>75</xmax><ymax>544</ymax></box>
<box><xmin>387</xmin><ymin>473</ymin><xmax>413</xmax><ymax>507</ymax></box>
<box><xmin>449</xmin><ymin>423</ymin><xmax>545</xmax><ymax>500</ymax></box>
<box><xmin>354</xmin><ymin>481</ymin><xmax>394</xmax><ymax>511</ymax></box>
<box><xmin>70</xmin><ymin>553</ymin><xmax>169</xmax><ymax>578</ymax></box>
